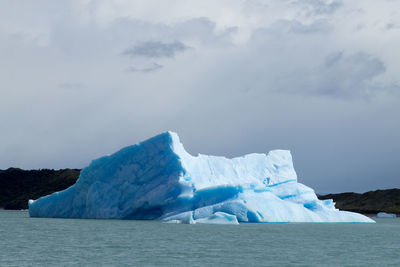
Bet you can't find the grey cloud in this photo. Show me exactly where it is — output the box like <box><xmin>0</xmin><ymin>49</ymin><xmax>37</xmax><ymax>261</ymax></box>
<box><xmin>229</xmin><ymin>25</ymin><xmax>387</xmax><ymax>99</ymax></box>
<box><xmin>324</xmin><ymin>51</ymin><xmax>343</xmax><ymax>67</ymax></box>
<box><xmin>126</xmin><ymin>63</ymin><xmax>163</xmax><ymax>73</ymax></box>
<box><xmin>291</xmin><ymin>0</ymin><xmax>343</xmax><ymax>16</ymax></box>
<box><xmin>289</xmin><ymin>19</ymin><xmax>333</xmax><ymax>34</ymax></box>
<box><xmin>282</xmin><ymin>52</ymin><xmax>386</xmax><ymax>98</ymax></box>
<box><xmin>320</xmin><ymin>52</ymin><xmax>386</xmax><ymax>96</ymax></box>
<box><xmin>174</xmin><ymin>17</ymin><xmax>237</xmax><ymax>45</ymax></box>
<box><xmin>109</xmin><ymin>17</ymin><xmax>235</xmax><ymax>48</ymax></box>
<box><xmin>116</xmin><ymin>18</ymin><xmax>235</xmax><ymax>73</ymax></box>
<box><xmin>269</xmin><ymin>19</ymin><xmax>333</xmax><ymax>35</ymax></box>
<box><xmin>386</xmin><ymin>23</ymin><xmax>400</xmax><ymax>30</ymax></box>
<box><xmin>122</xmin><ymin>41</ymin><xmax>188</xmax><ymax>58</ymax></box>
<box><xmin>58</xmin><ymin>82</ymin><xmax>85</xmax><ymax>90</ymax></box>
<box><xmin>115</xmin><ymin>17</ymin><xmax>235</xmax><ymax>56</ymax></box>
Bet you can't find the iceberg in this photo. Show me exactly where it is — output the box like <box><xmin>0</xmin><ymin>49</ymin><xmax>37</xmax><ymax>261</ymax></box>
<box><xmin>29</xmin><ymin>131</ymin><xmax>374</xmax><ymax>224</ymax></box>
<box><xmin>376</xmin><ymin>212</ymin><xmax>396</xmax><ymax>218</ymax></box>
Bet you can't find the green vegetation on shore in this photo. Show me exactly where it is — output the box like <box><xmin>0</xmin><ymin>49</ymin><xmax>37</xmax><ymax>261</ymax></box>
<box><xmin>1</xmin><ymin>167</ymin><xmax>399</xmax><ymax>215</ymax></box>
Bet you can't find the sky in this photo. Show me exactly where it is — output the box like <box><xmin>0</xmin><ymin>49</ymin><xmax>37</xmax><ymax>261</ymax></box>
<box><xmin>1</xmin><ymin>0</ymin><xmax>399</xmax><ymax>193</ymax></box>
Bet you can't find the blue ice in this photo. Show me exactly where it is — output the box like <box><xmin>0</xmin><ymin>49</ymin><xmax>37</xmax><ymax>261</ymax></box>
<box><xmin>29</xmin><ymin>132</ymin><xmax>375</xmax><ymax>224</ymax></box>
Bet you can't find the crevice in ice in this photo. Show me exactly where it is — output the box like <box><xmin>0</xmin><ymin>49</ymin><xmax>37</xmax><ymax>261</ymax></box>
<box><xmin>192</xmin><ymin>185</ymin><xmax>242</xmax><ymax>210</ymax></box>
<box><xmin>246</xmin><ymin>210</ymin><xmax>259</xmax><ymax>222</ymax></box>
<box><xmin>303</xmin><ymin>201</ymin><xmax>318</xmax><ymax>211</ymax></box>
<box><xmin>123</xmin><ymin>205</ymin><xmax>164</xmax><ymax>220</ymax></box>
<box><xmin>257</xmin><ymin>211</ymin><xmax>264</xmax><ymax>219</ymax></box>
<box><xmin>267</xmin><ymin>179</ymin><xmax>297</xmax><ymax>187</ymax></box>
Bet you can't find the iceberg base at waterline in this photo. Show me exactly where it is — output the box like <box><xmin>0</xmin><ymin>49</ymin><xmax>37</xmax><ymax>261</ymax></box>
<box><xmin>28</xmin><ymin>132</ymin><xmax>374</xmax><ymax>224</ymax></box>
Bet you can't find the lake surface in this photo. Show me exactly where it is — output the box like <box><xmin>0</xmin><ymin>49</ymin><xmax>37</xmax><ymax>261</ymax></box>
<box><xmin>1</xmin><ymin>210</ymin><xmax>399</xmax><ymax>266</ymax></box>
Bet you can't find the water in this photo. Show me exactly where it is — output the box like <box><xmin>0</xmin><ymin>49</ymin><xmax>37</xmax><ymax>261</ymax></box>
<box><xmin>1</xmin><ymin>210</ymin><xmax>399</xmax><ymax>266</ymax></box>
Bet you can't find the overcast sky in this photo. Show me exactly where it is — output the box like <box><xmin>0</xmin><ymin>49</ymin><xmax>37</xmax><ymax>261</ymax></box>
<box><xmin>1</xmin><ymin>0</ymin><xmax>399</xmax><ymax>193</ymax></box>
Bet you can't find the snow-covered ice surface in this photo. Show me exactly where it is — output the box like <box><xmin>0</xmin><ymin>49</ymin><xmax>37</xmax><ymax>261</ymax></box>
<box><xmin>29</xmin><ymin>132</ymin><xmax>374</xmax><ymax>224</ymax></box>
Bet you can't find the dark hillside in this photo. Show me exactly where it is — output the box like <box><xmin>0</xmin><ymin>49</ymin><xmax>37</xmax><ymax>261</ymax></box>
<box><xmin>319</xmin><ymin>189</ymin><xmax>400</xmax><ymax>215</ymax></box>
<box><xmin>0</xmin><ymin>168</ymin><xmax>80</xmax><ymax>210</ymax></box>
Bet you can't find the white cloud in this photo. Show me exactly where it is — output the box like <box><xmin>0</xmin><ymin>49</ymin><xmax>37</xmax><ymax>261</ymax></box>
<box><xmin>0</xmin><ymin>0</ymin><xmax>400</xmax><ymax>192</ymax></box>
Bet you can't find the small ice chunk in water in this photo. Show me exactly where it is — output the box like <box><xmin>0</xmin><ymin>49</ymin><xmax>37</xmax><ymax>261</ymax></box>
<box><xmin>377</xmin><ymin>212</ymin><xmax>396</xmax><ymax>218</ymax></box>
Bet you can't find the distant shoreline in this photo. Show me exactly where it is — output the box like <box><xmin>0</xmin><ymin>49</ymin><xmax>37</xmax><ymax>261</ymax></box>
<box><xmin>1</xmin><ymin>168</ymin><xmax>399</xmax><ymax>215</ymax></box>
<box><xmin>318</xmin><ymin>189</ymin><xmax>400</xmax><ymax>216</ymax></box>
<box><xmin>0</xmin><ymin>168</ymin><xmax>80</xmax><ymax>210</ymax></box>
